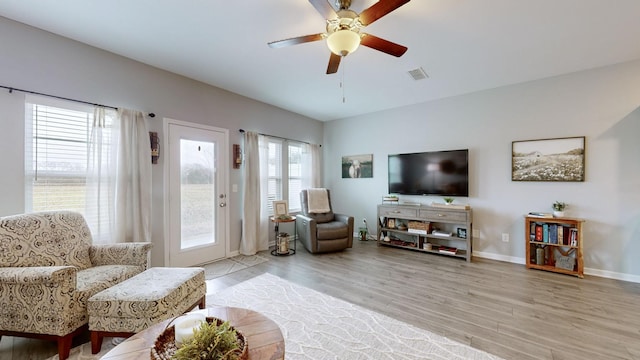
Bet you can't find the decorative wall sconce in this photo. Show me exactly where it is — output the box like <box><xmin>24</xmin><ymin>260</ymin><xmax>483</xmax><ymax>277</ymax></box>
<box><xmin>150</xmin><ymin>132</ymin><xmax>159</xmax><ymax>164</ymax></box>
<box><xmin>233</xmin><ymin>144</ymin><xmax>242</xmax><ymax>169</ymax></box>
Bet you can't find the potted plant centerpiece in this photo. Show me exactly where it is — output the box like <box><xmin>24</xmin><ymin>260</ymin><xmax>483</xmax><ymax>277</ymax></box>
<box><xmin>170</xmin><ymin>319</ymin><xmax>247</xmax><ymax>360</ymax></box>
<box><xmin>552</xmin><ymin>201</ymin><xmax>567</xmax><ymax>218</ymax></box>
<box><xmin>443</xmin><ymin>197</ymin><xmax>454</xmax><ymax>205</ymax></box>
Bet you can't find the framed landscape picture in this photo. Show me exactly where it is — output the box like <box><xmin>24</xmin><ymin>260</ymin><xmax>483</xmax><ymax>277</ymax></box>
<box><xmin>512</xmin><ymin>136</ymin><xmax>585</xmax><ymax>182</ymax></box>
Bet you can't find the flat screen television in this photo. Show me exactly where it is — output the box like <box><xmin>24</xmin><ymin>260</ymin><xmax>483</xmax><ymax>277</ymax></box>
<box><xmin>388</xmin><ymin>149</ymin><xmax>469</xmax><ymax>197</ymax></box>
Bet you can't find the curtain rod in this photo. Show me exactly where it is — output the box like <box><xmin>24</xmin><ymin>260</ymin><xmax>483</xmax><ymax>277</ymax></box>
<box><xmin>1</xmin><ymin>85</ymin><xmax>155</xmax><ymax>118</ymax></box>
<box><xmin>239</xmin><ymin>129</ymin><xmax>321</xmax><ymax>147</ymax></box>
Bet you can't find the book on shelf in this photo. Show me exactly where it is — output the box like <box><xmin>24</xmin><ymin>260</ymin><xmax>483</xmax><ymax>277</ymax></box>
<box><xmin>557</xmin><ymin>225</ymin><xmax>564</xmax><ymax>245</ymax></box>
<box><xmin>529</xmin><ymin>222</ymin><xmax>536</xmax><ymax>241</ymax></box>
<box><xmin>534</xmin><ymin>224</ymin><xmax>543</xmax><ymax>241</ymax></box>
<box><xmin>569</xmin><ymin>228</ymin><xmax>578</xmax><ymax>246</ymax></box>
<box><xmin>438</xmin><ymin>246</ymin><xmax>458</xmax><ymax>255</ymax></box>
<box><xmin>549</xmin><ymin>224</ymin><xmax>558</xmax><ymax>244</ymax></box>
<box><xmin>432</xmin><ymin>230</ymin><xmax>452</xmax><ymax>237</ymax></box>
<box><xmin>528</xmin><ymin>212</ymin><xmax>554</xmax><ymax>218</ymax></box>
<box><xmin>407</xmin><ymin>229</ymin><xmax>428</xmax><ymax>235</ymax></box>
<box><xmin>542</xmin><ymin>223</ymin><xmax>549</xmax><ymax>243</ymax></box>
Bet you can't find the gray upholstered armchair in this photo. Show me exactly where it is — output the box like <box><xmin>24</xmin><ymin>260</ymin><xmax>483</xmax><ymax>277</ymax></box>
<box><xmin>296</xmin><ymin>189</ymin><xmax>354</xmax><ymax>254</ymax></box>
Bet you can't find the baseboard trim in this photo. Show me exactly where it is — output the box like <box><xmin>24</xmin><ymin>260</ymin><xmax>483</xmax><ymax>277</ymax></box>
<box><xmin>473</xmin><ymin>251</ymin><xmax>525</xmax><ymax>265</ymax></box>
<box><xmin>584</xmin><ymin>267</ymin><xmax>640</xmax><ymax>283</ymax></box>
<box><xmin>473</xmin><ymin>251</ymin><xmax>640</xmax><ymax>283</ymax></box>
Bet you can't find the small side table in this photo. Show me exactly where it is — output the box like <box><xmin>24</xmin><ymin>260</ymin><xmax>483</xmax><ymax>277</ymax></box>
<box><xmin>270</xmin><ymin>216</ymin><xmax>296</xmax><ymax>256</ymax></box>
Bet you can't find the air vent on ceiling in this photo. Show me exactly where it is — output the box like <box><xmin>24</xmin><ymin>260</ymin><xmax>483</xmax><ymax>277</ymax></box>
<box><xmin>407</xmin><ymin>67</ymin><xmax>428</xmax><ymax>80</ymax></box>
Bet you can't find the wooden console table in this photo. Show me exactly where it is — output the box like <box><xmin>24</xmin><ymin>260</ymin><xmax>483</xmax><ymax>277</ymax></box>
<box><xmin>100</xmin><ymin>307</ymin><xmax>284</xmax><ymax>360</ymax></box>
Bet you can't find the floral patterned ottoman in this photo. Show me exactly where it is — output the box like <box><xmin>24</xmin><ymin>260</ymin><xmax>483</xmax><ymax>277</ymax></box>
<box><xmin>87</xmin><ymin>267</ymin><xmax>206</xmax><ymax>353</ymax></box>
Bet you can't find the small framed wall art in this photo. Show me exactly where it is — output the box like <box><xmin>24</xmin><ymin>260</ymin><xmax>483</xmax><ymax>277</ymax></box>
<box><xmin>341</xmin><ymin>154</ymin><xmax>373</xmax><ymax>178</ymax></box>
<box><xmin>273</xmin><ymin>200</ymin><xmax>288</xmax><ymax>217</ymax></box>
<box><xmin>387</xmin><ymin>219</ymin><xmax>396</xmax><ymax>228</ymax></box>
<box><xmin>512</xmin><ymin>136</ymin><xmax>585</xmax><ymax>182</ymax></box>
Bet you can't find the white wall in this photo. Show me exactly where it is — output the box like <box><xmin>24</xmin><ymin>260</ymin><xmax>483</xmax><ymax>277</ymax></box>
<box><xmin>2</xmin><ymin>15</ymin><xmax>639</xmax><ymax>282</ymax></box>
<box><xmin>324</xmin><ymin>60</ymin><xmax>640</xmax><ymax>282</ymax></box>
<box><xmin>0</xmin><ymin>17</ymin><xmax>323</xmax><ymax>266</ymax></box>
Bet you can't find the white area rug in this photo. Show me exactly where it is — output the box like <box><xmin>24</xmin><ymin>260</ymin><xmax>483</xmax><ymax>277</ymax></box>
<box><xmin>49</xmin><ymin>268</ymin><xmax>501</xmax><ymax>360</ymax></box>
<box><xmin>208</xmin><ymin>273</ymin><xmax>503</xmax><ymax>360</ymax></box>
<box><xmin>44</xmin><ymin>339</ymin><xmax>117</xmax><ymax>360</ymax></box>
<box><xmin>201</xmin><ymin>253</ymin><xmax>269</xmax><ymax>279</ymax></box>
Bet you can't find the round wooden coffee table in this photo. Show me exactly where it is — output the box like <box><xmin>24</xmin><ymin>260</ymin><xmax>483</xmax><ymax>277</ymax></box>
<box><xmin>100</xmin><ymin>307</ymin><xmax>284</xmax><ymax>360</ymax></box>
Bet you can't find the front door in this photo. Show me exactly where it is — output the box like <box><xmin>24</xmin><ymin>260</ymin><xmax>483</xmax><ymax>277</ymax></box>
<box><xmin>166</xmin><ymin>119</ymin><xmax>228</xmax><ymax>266</ymax></box>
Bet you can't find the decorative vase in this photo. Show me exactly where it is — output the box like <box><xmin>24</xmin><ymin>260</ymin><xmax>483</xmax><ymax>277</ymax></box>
<box><xmin>536</xmin><ymin>247</ymin><xmax>544</xmax><ymax>265</ymax></box>
<box><xmin>553</xmin><ymin>211</ymin><xmax>565</xmax><ymax>218</ymax></box>
<box><xmin>277</xmin><ymin>233</ymin><xmax>289</xmax><ymax>254</ymax></box>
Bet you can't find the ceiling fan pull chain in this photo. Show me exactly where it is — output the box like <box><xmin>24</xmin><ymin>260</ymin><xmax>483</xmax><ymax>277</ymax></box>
<box><xmin>341</xmin><ymin>56</ymin><xmax>346</xmax><ymax>103</ymax></box>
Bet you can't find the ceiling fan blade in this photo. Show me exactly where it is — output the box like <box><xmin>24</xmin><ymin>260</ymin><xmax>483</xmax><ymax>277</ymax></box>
<box><xmin>308</xmin><ymin>0</ymin><xmax>338</xmax><ymax>20</ymax></box>
<box><xmin>359</xmin><ymin>0</ymin><xmax>410</xmax><ymax>26</ymax></box>
<box><xmin>326</xmin><ymin>53</ymin><xmax>341</xmax><ymax>74</ymax></box>
<box><xmin>361</xmin><ymin>33</ymin><xmax>408</xmax><ymax>57</ymax></box>
<box><xmin>268</xmin><ymin>33</ymin><xmax>324</xmax><ymax>48</ymax></box>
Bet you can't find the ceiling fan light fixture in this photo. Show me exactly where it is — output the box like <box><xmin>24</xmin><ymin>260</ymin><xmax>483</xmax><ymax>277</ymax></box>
<box><xmin>327</xmin><ymin>29</ymin><xmax>360</xmax><ymax>56</ymax></box>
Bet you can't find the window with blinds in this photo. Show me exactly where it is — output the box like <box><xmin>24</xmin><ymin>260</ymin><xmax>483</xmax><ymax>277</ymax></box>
<box><xmin>23</xmin><ymin>98</ymin><xmax>110</xmax><ymax>216</ymax></box>
<box><xmin>266</xmin><ymin>139</ymin><xmax>283</xmax><ymax>213</ymax></box>
<box><xmin>265</xmin><ymin>138</ymin><xmax>305</xmax><ymax>214</ymax></box>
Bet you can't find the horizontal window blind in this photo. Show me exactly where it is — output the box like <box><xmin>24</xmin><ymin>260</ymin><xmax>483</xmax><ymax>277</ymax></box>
<box><xmin>267</xmin><ymin>140</ymin><xmax>283</xmax><ymax>213</ymax></box>
<box><xmin>27</xmin><ymin>103</ymin><xmax>92</xmax><ymax>213</ymax></box>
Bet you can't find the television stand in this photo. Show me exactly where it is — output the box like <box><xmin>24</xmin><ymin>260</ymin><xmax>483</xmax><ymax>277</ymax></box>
<box><xmin>377</xmin><ymin>203</ymin><xmax>473</xmax><ymax>262</ymax></box>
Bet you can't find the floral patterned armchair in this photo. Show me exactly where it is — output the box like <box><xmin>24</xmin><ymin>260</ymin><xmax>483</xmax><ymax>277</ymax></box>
<box><xmin>0</xmin><ymin>211</ymin><xmax>152</xmax><ymax>360</ymax></box>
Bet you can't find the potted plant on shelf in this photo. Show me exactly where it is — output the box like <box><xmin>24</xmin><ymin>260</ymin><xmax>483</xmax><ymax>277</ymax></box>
<box><xmin>552</xmin><ymin>201</ymin><xmax>567</xmax><ymax>217</ymax></box>
<box><xmin>443</xmin><ymin>197</ymin><xmax>454</xmax><ymax>205</ymax></box>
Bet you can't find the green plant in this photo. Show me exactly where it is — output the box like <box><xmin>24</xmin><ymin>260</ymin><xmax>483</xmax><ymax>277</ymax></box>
<box><xmin>173</xmin><ymin>320</ymin><xmax>242</xmax><ymax>360</ymax></box>
<box><xmin>358</xmin><ymin>227</ymin><xmax>368</xmax><ymax>241</ymax></box>
<box><xmin>443</xmin><ymin>197</ymin><xmax>454</xmax><ymax>204</ymax></box>
<box><xmin>552</xmin><ymin>201</ymin><xmax>567</xmax><ymax>211</ymax></box>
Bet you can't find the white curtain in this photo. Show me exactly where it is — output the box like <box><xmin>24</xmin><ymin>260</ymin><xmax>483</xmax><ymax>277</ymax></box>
<box><xmin>241</xmin><ymin>131</ymin><xmax>268</xmax><ymax>254</ymax></box>
<box><xmin>302</xmin><ymin>143</ymin><xmax>322</xmax><ymax>189</ymax></box>
<box><xmin>86</xmin><ymin>108</ymin><xmax>151</xmax><ymax>244</ymax></box>
<box><xmin>114</xmin><ymin>109</ymin><xmax>152</xmax><ymax>243</ymax></box>
<box><xmin>86</xmin><ymin>107</ymin><xmax>119</xmax><ymax>243</ymax></box>
<box><xmin>258</xmin><ymin>135</ymin><xmax>270</xmax><ymax>248</ymax></box>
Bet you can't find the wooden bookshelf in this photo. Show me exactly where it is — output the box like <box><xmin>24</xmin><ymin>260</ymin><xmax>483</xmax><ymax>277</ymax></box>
<box><xmin>525</xmin><ymin>215</ymin><xmax>584</xmax><ymax>278</ymax></box>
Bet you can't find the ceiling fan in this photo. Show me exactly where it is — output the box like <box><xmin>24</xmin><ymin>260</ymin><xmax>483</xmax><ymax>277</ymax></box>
<box><xmin>268</xmin><ymin>0</ymin><xmax>411</xmax><ymax>74</ymax></box>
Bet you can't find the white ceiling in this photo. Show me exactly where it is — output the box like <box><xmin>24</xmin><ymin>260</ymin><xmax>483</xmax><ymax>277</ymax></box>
<box><xmin>1</xmin><ymin>0</ymin><xmax>640</xmax><ymax>121</ymax></box>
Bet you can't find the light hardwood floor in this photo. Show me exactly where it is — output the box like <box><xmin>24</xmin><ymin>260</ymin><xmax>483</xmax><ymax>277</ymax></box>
<box><xmin>2</xmin><ymin>240</ymin><xmax>639</xmax><ymax>360</ymax></box>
